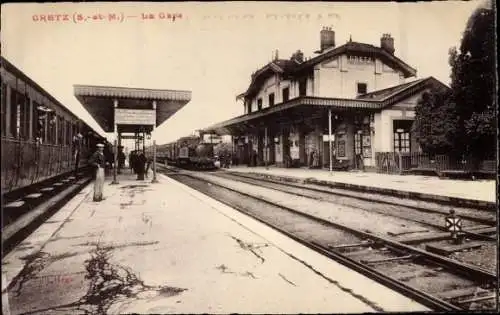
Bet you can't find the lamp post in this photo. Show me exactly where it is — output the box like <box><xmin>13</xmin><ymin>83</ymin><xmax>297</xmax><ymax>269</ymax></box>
<box><xmin>151</xmin><ymin>139</ymin><xmax>158</xmax><ymax>183</ymax></box>
<box><xmin>328</xmin><ymin>109</ymin><xmax>333</xmax><ymax>174</ymax></box>
<box><xmin>111</xmin><ymin>139</ymin><xmax>119</xmax><ymax>184</ymax></box>
<box><xmin>265</xmin><ymin>127</ymin><xmax>269</xmax><ymax>170</ymax></box>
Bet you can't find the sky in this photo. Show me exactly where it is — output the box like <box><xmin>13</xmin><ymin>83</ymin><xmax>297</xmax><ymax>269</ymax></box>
<box><xmin>1</xmin><ymin>1</ymin><xmax>485</xmax><ymax>145</ymax></box>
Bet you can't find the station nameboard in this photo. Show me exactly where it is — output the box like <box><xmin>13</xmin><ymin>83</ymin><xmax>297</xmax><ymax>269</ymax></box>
<box><xmin>115</xmin><ymin>109</ymin><xmax>156</xmax><ymax>125</ymax></box>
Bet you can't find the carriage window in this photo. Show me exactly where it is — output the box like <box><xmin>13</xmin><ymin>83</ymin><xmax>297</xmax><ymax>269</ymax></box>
<box><xmin>22</xmin><ymin>96</ymin><xmax>30</xmax><ymax>140</ymax></box>
<box><xmin>67</xmin><ymin>121</ymin><xmax>72</xmax><ymax>144</ymax></box>
<box><xmin>10</xmin><ymin>90</ymin><xmax>17</xmax><ymax>137</ymax></box>
<box><xmin>32</xmin><ymin>101</ymin><xmax>38</xmax><ymax>141</ymax></box>
<box><xmin>47</xmin><ymin>112</ymin><xmax>55</xmax><ymax>144</ymax></box>
<box><xmin>1</xmin><ymin>83</ymin><xmax>6</xmax><ymax>136</ymax></box>
<box><xmin>16</xmin><ymin>93</ymin><xmax>28</xmax><ymax>139</ymax></box>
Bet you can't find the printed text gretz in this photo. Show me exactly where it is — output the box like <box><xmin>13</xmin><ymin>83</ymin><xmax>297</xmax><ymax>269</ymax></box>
<box><xmin>32</xmin><ymin>12</ymin><xmax>183</xmax><ymax>23</ymax></box>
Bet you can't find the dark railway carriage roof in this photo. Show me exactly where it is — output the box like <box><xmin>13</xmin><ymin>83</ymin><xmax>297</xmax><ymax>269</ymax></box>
<box><xmin>1</xmin><ymin>56</ymin><xmax>87</xmax><ymax>123</ymax></box>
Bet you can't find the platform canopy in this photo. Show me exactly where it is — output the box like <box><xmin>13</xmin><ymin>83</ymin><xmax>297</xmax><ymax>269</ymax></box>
<box><xmin>74</xmin><ymin>85</ymin><xmax>192</xmax><ymax>133</ymax></box>
<box><xmin>201</xmin><ymin>76</ymin><xmax>447</xmax><ymax>136</ymax></box>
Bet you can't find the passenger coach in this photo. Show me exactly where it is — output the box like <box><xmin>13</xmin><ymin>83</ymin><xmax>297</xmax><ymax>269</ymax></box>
<box><xmin>1</xmin><ymin>57</ymin><xmax>105</xmax><ymax>195</ymax></box>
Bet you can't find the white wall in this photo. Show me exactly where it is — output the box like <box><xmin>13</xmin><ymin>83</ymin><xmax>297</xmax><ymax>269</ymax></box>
<box><xmin>317</xmin><ymin>55</ymin><xmax>405</xmax><ymax>98</ymax></box>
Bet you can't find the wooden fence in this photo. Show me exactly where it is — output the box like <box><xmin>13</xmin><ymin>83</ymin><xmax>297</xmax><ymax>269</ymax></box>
<box><xmin>375</xmin><ymin>151</ymin><xmax>496</xmax><ymax>176</ymax></box>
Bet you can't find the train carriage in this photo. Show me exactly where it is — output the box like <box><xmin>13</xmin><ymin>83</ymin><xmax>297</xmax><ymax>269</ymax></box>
<box><xmin>1</xmin><ymin>56</ymin><xmax>105</xmax><ymax>196</ymax></box>
<box><xmin>157</xmin><ymin>135</ymin><xmax>216</xmax><ymax>170</ymax></box>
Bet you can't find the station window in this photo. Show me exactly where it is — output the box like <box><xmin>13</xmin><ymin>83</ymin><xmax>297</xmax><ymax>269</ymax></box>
<box><xmin>246</xmin><ymin>102</ymin><xmax>252</xmax><ymax>114</ymax></box>
<box><xmin>268</xmin><ymin>93</ymin><xmax>275</xmax><ymax>107</ymax></box>
<box><xmin>394</xmin><ymin>131</ymin><xmax>410</xmax><ymax>153</ymax></box>
<box><xmin>393</xmin><ymin>120</ymin><xmax>412</xmax><ymax>153</ymax></box>
<box><xmin>357</xmin><ymin>83</ymin><xmax>367</xmax><ymax>95</ymax></box>
<box><xmin>354</xmin><ymin>133</ymin><xmax>362</xmax><ymax>155</ymax></box>
<box><xmin>282</xmin><ymin>87</ymin><xmax>290</xmax><ymax>102</ymax></box>
<box><xmin>257</xmin><ymin>98</ymin><xmax>262</xmax><ymax>111</ymax></box>
<box><xmin>299</xmin><ymin>78</ymin><xmax>307</xmax><ymax>96</ymax></box>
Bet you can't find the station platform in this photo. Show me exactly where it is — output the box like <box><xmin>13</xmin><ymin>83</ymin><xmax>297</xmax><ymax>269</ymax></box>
<box><xmin>2</xmin><ymin>172</ymin><xmax>428</xmax><ymax>314</ymax></box>
<box><xmin>226</xmin><ymin>166</ymin><xmax>496</xmax><ymax>204</ymax></box>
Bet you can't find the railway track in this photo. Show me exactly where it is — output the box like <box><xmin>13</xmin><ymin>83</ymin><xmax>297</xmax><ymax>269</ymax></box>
<box><xmin>1</xmin><ymin>169</ymin><xmax>93</xmax><ymax>255</ymax></box>
<box><xmin>211</xmin><ymin>171</ymin><xmax>497</xmax><ymax>241</ymax></box>
<box><xmin>162</xmin><ymin>170</ymin><xmax>497</xmax><ymax>311</ymax></box>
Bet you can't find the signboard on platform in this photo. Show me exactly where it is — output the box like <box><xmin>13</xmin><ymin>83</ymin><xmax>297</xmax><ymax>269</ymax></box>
<box><xmin>115</xmin><ymin>109</ymin><xmax>156</xmax><ymax>125</ymax></box>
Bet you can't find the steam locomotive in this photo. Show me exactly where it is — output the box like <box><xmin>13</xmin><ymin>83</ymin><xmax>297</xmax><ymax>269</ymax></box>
<box><xmin>157</xmin><ymin>135</ymin><xmax>216</xmax><ymax>170</ymax></box>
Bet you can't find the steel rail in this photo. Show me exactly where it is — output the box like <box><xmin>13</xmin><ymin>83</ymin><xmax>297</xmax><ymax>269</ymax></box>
<box><xmin>220</xmin><ymin>171</ymin><xmax>496</xmax><ymax>224</ymax></box>
<box><xmin>211</xmin><ymin>172</ymin><xmax>496</xmax><ymax>237</ymax></box>
<box><xmin>167</xmin><ymin>172</ymin><xmax>468</xmax><ymax>311</ymax></box>
<box><xmin>172</xmin><ymin>172</ymin><xmax>496</xmax><ymax>282</ymax></box>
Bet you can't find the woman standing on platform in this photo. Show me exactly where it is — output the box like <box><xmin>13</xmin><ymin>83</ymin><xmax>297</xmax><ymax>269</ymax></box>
<box><xmin>89</xmin><ymin>143</ymin><xmax>106</xmax><ymax>202</ymax></box>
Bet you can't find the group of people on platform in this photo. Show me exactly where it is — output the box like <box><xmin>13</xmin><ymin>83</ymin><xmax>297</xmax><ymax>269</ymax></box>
<box><xmin>128</xmin><ymin>150</ymin><xmax>152</xmax><ymax>180</ymax></box>
<box><xmin>88</xmin><ymin>143</ymin><xmax>153</xmax><ymax>202</ymax></box>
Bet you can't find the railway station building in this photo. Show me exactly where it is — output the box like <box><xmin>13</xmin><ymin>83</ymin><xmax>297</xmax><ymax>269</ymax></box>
<box><xmin>202</xmin><ymin>29</ymin><xmax>450</xmax><ymax>170</ymax></box>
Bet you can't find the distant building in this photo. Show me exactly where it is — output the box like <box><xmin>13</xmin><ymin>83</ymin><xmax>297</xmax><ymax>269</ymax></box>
<box><xmin>202</xmin><ymin>28</ymin><xmax>449</xmax><ymax>169</ymax></box>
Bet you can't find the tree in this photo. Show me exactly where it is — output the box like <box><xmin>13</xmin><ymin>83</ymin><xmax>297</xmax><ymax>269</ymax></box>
<box><xmin>448</xmin><ymin>4</ymin><xmax>496</xmax><ymax>159</ymax></box>
<box><xmin>414</xmin><ymin>3</ymin><xmax>496</xmax><ymax>160</ymax></box>
<box><xmin>413</xmin><ymin>88</ymin><xmax>459</xmax><ymax>156</ymax></box>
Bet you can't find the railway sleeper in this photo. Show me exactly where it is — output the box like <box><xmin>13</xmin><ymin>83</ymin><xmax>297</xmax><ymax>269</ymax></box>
<box><xmin>361</xmin><ymin>254</ymin><xmax>417</xmax><ymax>265</ymax></box>
<box><xmin>439</xmin><ymin>286</ymin><xmax>491</xmax><ymax>301</ymax></box>
<box><xmin>327</xmin><ymin>241</ymin><xmax>373</xmax><ymax>250</ymax></box>
<box><xmin>455</xmin><ymin>294</ymin><xmax>496</xmax><ymax>305</ymax></box>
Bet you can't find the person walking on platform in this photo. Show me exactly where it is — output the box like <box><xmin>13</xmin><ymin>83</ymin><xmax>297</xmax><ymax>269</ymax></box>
<box><xmin>89</xmin><ymin>143</ymin><xmax>106</xmax><ymax>202</ymax></box>
<box><xmin>136</xmin><ymin>151</ymin><xmax>147</xmax><ymax>180</ymax></box>
<box><xmin>130</xmin><ymin>151</ymin><xmax>137</xmax><ymax>174</ymax></box>
<box><xmin>118</xmin><ymin>146</ymin><xmax>126</xmax><ymax>174</ymax></box>
<box><xmin>145</xmin><ymin>154</ymin><xmax>152</xmax><ymax>178</ymax></box>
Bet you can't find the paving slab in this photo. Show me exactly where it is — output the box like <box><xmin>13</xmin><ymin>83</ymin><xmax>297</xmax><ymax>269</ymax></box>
<box><xmin>2</xmin><ymin>173</ymin><xmax>429</xmax><ymax>314</ymax></box>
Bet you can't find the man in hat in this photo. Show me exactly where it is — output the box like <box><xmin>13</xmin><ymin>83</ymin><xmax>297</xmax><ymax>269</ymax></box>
<box><xmin>89</xmin><ymin>143</ymin><xmax>106</xmax><ymax>202</ymax></box>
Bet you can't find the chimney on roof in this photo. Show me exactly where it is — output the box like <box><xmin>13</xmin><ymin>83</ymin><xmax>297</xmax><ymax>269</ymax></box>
<box><xmin>290</xmin><ymin>50</ymin><xmax>304</xmax><ymax>63</ymax></box>
<box><xmin>380</xmin><ymin>33</ymin><xmax>395</xmax><ymax>54</ymax></box>
<box><xmin>320</xmin><ymin>27</ymin><xmax>335</xmax><ymax>52</ymax></box>
<box><xmin>274</xmin><ymin>49</ymin><xmax>279</xmax><ymax>60</ymax></box>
